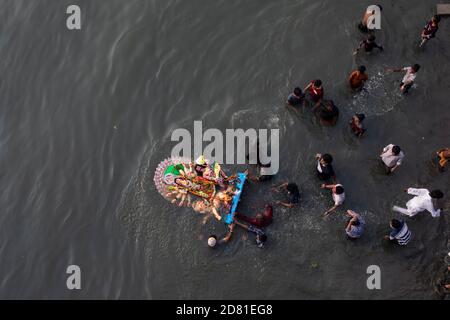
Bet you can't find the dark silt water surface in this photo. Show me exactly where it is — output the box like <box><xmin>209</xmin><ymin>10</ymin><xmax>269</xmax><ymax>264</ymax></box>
<box><xmin>0</xmin><ymin>0</ymin><xmax>449</xmax><ymax>299</ymax></box>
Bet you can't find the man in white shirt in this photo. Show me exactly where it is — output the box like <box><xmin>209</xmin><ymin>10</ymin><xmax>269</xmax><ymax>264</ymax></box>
<box><xmin>393</xmin><ymin>188</ymin><xmax>444</xmax><ymax>218</ymax></box>
<box><xmin>380</xmin><ymin>144</ymin><xmax>405</xmax><ymax>174</ymax></box>
<box><xmin>321</xmin><ymin>183</ymin><xmax>345</xmax><ymax>216</ymax></box>
<box><xmin>387</xmin><ymin>64</ymin><xmax>420</xmax><ymax>93</ymax></box>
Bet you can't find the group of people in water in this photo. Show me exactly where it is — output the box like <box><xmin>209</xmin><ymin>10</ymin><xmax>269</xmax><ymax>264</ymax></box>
<box><xmin>285</xmin><ymin>6</ymin><xmax>444</xmax><ymax>134</ymax></box>
<box><xmin>210</xmin><ymin>6</ymin><xmax>445</xmax><ymax>240</ymax></box>
<box><xmin>205</xmin><ymin>5</ymin><xmax>449</xmax><ymax>290</ymax></box>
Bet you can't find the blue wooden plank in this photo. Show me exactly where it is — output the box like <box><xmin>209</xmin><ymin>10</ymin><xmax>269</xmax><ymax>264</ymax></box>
<box><xmin>225</xmin><ymin>172</ymin><xmax>247</xmax><ymax>225</ymax></box>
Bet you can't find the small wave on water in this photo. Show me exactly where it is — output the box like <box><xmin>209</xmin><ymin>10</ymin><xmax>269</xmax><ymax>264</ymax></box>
<box><xmin>348</xmin><ymin>70</ymin><xmax>406</xmax><ymax>117</ymax></box>
<box><xmin>230</xmin><ymin>105</ymin><xmax>287</xmax><ymax>140</ymax></box>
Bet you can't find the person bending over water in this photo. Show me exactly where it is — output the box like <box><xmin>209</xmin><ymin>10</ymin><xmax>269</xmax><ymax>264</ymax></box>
<box><xmin>236</xmin><ymin>204</ymin><xmax>273</xmax><ymax>228</ymax></box>
<box><xmin>315</xmin><ymin>153</ymin><xmax>337</xmax><ymax>182</ymax></box>
<box><xmin>387</xmin><ymin>64</ymin><xmax>420</xmax><ymax>94</ymax></box>
<box><xmin>321</xmin><ymin>183</ymin><xmax>345</xmax><ymax>217</ymax></box>
<box><xmin>313</xmin><ymin>100</ymin><xmax>339</xmax><ymax>126</ymax></box>
<box><xmin>349</xmin><ymin>66</ymin><xmax>368</xmax><ymax>90</ymax></box>
<box><xmin>272</xmin><ymin>182</ymin><xmax>300</xmax><ymax>208</ymax></box>
<box><xmin>349</xmin><ymin>113</ymin><xmax>366</xmax><ymax>138</ymax></box>
<box><xmin>380</xmin><ymin>144</ymin><xmax>405</xmax><ymax>174</ymax></box>
<box><xmin>420</xmin><ymin>15</ymin><xmax>440</xmax><ymax>48</ymax></box>
<box><xmin>393</xmin><ymin>188</ymin><xmax>444</xmax><ymax>218</ymax></box>
<box><xmin>208</xmin><ymin>223</ymin><xmax>235</xmax><ymax>248</ymax></box>
<box><xmin>345</xmin><ymin>210</ymin><xmax>365</xmax><ymax>240</ymax></box>
<box><xmin>353</xmin><ymin>34</ymin><xmax>383</xmax><ymax>55</ymax></box>
<box><xmin>304</xmin><ymin>79</ymin><xmax>324</xmax><ymax>103</ymax></box>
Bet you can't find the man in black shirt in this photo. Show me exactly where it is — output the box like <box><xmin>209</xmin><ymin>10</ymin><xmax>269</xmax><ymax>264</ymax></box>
<box><xmin>315</xmin><ymin>153</ymin><xmax>337</xmax><ymax>182</ymax></box>
<box><xmin>272</xmin><ymin>182</ymin><xmax>300</xmax><ymax>208</ymax></box>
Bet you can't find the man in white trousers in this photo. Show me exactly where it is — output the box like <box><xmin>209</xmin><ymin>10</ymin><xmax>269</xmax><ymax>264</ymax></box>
<box><xmin>393</xmin><ymin>188</ymin><xmax>444</xmax><ymax>218</ymax></box>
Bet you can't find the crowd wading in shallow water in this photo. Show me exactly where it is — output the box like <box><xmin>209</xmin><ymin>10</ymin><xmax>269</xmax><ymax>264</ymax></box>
<box><xmin>200</xmin><ymin>4</ymin><xmax>449</xmax><ymax>289</ymax></box>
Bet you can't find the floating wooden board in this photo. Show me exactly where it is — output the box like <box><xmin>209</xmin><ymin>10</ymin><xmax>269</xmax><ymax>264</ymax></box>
<box><xmin>437</xmin><ymin>4</ymin><xmax>450</xmax><ymax>15</ymax></box>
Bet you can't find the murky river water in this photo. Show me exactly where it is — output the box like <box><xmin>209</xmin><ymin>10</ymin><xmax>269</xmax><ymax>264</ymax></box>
<box><xmin>0</xmin><ymin>0</ymin><xmax>449</xmax><ymax>299</ymax></box>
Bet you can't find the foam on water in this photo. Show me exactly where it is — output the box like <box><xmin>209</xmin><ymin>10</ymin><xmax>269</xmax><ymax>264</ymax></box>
<box><xmin>348</xmin><ymin>71</ymin><xmax>406</xmax><ymax>117</ymax></box>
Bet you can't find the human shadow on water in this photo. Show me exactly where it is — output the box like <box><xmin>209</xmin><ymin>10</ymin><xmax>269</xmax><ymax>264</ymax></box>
<box><xmin>368</xmin><ymin>157</ymin><xmax>391</xmax><ymax>182</ymax></box>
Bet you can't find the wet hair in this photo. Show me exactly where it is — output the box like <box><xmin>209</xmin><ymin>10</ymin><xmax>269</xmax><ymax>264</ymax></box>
<box><xmin>294</xmin><ymin>87</ymin><xmax>302</xmax><ymax>96</ymax></box>
<box><xmin>287</xmin><ymin>183</ymin><xmax>299</xmax><ymax>194</ymax></box>
<box><xmin>209</xmin><ymin>235</ymin><xmax>217</xmax><ymax>240</ymax></box>
<box><xmin>314</xmin><ymin>80</ymin><xmax>322</xmax><ymax>87</ymax></box>
<box><xmin>359</xmin><ymin>65</ymin><xmax>366</xmax><ymax>73</ymax></box>
<box><xmin>392</xmin><ymin>145</ymin><xmax>401</xmax><ymax>155</ymax></box>
<box><xmin>368</xmin><ymin>34</ymin><xmax>376</xmax><ymax>41</ymax></box>
<box><xmin>356</xmin><ymin>113</ymin><xmax>365</xmax><ymax>121</ymax></box>
<box><xmin>430</xmin><ymin>190</ymin><xmax>444</xmax><ymax>199</ymax></box>
<box><xmin>322</xmin><ymin>154</ymin><xmax>333</xmax><ymax>164</ymax></box>
<box><xmin>335</xmin><ymin>186</ymin><xmax>345</xmax><ymax>194</ymax></box>
<box><xmin>391</xmin><ymin>219</ymin><xmax>402</xmax><ymax>229</ymax></box>
<box><xmin>413</xmin><ymin>64</ymin><xmax>421</xmax><ymax>72</ymax></box>
<box><xmin>352</xmin><ymin>220</ymin><xmax>360</xmax><ymax>226</ymax></box>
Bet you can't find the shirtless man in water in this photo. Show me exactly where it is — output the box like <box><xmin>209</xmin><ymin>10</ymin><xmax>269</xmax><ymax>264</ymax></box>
<box><xmin>236</xmin><ymin>204</ymin><xmax>273</xmax><ymax>228</ymax></box>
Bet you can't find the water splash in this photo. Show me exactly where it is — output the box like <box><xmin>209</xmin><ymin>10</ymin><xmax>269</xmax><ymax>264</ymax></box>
<box><xmin>349</xmin><ymin>71</ymin><xmax>406</xmax><ymax>116</ymax></box>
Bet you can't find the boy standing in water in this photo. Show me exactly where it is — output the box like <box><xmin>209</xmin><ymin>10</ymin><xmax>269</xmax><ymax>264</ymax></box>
<box><xmin>349</xmin><ymin>113</ymin><xmax>366</xmax><ymax>137</ymax></box>
<box><xmin>321</xmin><ymin>183</ymin><xmax>346</xmax><ymax>217</ymax></box>
<box><xmin>353</xmin><ymin>35</ymin><xmax>383</xmax><ymax>55</ymax></box>
<box><xmin>349</xmin><ymin>65</ymin><xmax>368</xmax><ymax>90</ymax></box>
<box><xmin>420</xmin><ymin>15</ymin><xmax>440</xmax><ymax>48</ymax></box>
<box><xmin>286</xmin><ymin>87</ymin><xmax>305</xmax><ymax>109</ymax></box>
<box><xmin>304</xmin><ymin>80</ymin><xmax>324</xmax><ymax>103</ymax></box>
<box><xmin>388</xmin><ymin>64</ymin><xmax>420</xmax><ymax>94</ymax></box>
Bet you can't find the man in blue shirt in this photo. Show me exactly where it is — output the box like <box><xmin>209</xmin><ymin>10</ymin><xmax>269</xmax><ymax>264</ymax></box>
<box><xmin>345</xmin><ymin>210</ymin><xmax>365</xmax><ymax>239</ymax></box>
